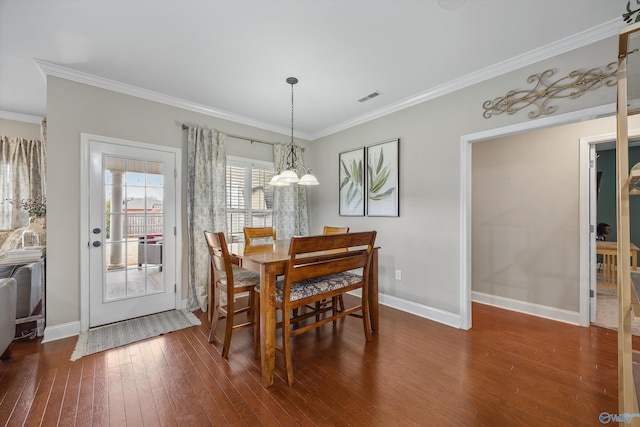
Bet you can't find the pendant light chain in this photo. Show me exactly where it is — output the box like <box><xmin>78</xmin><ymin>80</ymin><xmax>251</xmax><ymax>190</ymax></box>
<box><xmin>287</xmin><ymin>78</ymin><xmax>297</xmax><ymax>169</ymax></box>
<box><xmin>268</xmin><ymin>76</ymin><xmax>319</xmax><ymax>186</ymax></box>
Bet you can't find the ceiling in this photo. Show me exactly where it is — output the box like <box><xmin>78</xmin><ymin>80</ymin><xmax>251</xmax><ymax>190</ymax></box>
<box><xmin>0</xmin><ymin>0</ymin><xmax>628</xmax><ymax>140</ymax></box>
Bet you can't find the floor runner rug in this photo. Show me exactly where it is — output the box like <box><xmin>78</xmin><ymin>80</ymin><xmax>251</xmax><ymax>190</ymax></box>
<box><xmin>70</xmin><ymin>310</ymin><xmax>201</xmax><ymax>361</ymax></box>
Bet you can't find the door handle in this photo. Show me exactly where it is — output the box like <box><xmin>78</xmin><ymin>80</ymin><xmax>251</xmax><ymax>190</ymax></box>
<box><xmin>92</xmin><ymin>241</ymin><xmax>102</xmax><ymax>247</ymax></box>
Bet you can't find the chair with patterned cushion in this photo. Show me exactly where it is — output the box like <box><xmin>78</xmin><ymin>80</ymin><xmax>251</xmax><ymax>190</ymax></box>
<box><xmin>257</xmin><ymin>231</ymin><xmax>377</xmax><ymax>386</ymax></box>
<box><xmin>243</xmin><ymin>227</ymin><xmax>277</xmax><ymax>246</ymax></box>
<box><xmin>204</xmin><ymin>231</ymin><xmax>260</xmax><ymax>359</ymax></box>
<box><xmin>322</xmin><ymin>226</ymin><xmax>350</xmax><ymax>312</ymax></box>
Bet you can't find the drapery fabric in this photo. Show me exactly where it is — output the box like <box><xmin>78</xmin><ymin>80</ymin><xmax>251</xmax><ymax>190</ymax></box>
<box><xmin>186</xmin><ymin>127</ymin><xmax>227</xmax><ymax>311</ymax></box>
<box><xmin>272</xmin><ymin>143</ymin><xmax>310</xmax><ymax>240</ymax></box>
<box><xmin>0</xmin><ymin>131</ymin><xmax>47</xmax><ymax>230</ymax></box>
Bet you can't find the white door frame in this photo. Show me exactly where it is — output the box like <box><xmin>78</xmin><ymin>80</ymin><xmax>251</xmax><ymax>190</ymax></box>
<box><xmin>79</xmin><ymin>133</ymin><xmax>182</xmax><ymax>332</ymax></box>
<box><xmin>579</xmin><ymin>130</ymin><xmax>640</xmax><ymax>324</ymax></box>
<box><xmin>460</xmin><ymin>104</ymin><xmax>615</xmax><ymax>330</ymax></box>
<box><xmin>579</xmin><ymin>134</ymin><xmax>612</xmax><ymax>325</ymax></box>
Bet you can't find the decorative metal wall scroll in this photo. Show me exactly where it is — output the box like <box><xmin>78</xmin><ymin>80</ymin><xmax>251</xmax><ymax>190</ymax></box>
<box><xmin>482</xmin><ymin>62</ymin><xmax>618</xmax><ymax>119</ymax></box>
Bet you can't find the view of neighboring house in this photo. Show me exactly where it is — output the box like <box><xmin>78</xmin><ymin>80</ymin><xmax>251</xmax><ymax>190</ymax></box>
<box><xmin>124</xmin><ymin>197</ymin><xmax>163</xmax><ymax>236</ymax></box>
<box><xmin>125</xmin><ymin>197</ymin><xmax>163</xmax><ymax>213</ymax></box>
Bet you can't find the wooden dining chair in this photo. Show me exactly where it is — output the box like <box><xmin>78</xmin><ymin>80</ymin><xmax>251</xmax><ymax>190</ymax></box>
<box><xmin>243</xmin><ymin>227</ymin><xmax>277</xmax><ymax>245</ymax></box>
<box><xmin>204</xmin><ymin>231</ymin><xmax>260</xmax><ymax>359</ymax></box>
<box><xmin>322</xmin><ymin>226</ymin><xmax>350</xmax><ymax>312</ymax></box>
<box><xmin>600</xmin><ymin>252</ymin><xmax>617</xmax><ymax>290</ymax></box>
<box><xmin>323</xmin><ymin>226</ymin><xmax>349</xmax><ymax>235</ymax></box>
<box><xmin>255</xmin><ymin>231</ymin><xmax>377</xmax><ymax>386</ymax></box>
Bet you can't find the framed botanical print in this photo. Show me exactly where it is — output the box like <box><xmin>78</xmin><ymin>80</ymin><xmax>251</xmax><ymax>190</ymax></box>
<box><xmin>339</xmin><ymin>147</ymin><xmax>365</xmax><ymax>216</ymax></box>
<box><xmin>366</xmin><ymin>138</ymin><xmax>399</xmax><ymax>217</ymax></box>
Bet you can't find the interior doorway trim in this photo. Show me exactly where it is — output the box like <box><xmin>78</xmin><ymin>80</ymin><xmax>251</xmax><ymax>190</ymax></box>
<box><xmin>579</xmin><ymin>133</ymin><xmax>614</xmax><ymax>326</ymax></box>
<box><xmin>578</xmin><ymin>128</ymin><xmax>640</xmax><ymax>326</ymax></box>
<box><xmin>460</xmin><ymin>103</ymin><xmax>614</xmax><ymax>330</ymax></box>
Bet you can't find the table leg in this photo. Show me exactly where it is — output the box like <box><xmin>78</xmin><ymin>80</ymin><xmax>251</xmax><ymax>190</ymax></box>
<box><xmin>633</xmin><ymin>250</ymin><xmax>638</xmax><ymax>272</ymax></box>
<box><xmin>368</xmin><ymin>248</ymin><xmax>379</xmax><ymax>333</ymax></box>
<box><xmin>260</xmin><ymin>264</ymin><xmax>277</xmax><ymax>387</ymax></box>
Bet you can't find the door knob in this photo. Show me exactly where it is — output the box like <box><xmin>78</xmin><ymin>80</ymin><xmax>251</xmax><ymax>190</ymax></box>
<box><xmin>92</xmin><ymin>241</ymin><xmax>101</xmax><ymax>247</ymax></box>
<box><xmin>92</xmin><ymin>228</ymin><xmax>101</xmax><ymax>234</ymax></box>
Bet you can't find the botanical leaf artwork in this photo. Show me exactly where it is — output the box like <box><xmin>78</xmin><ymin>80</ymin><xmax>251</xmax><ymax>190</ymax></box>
<box><xmin>367</xmin><ymin>147</ymin><xmax>395</xmax><ymax>200</ymax></box>
<box><xmin>340</xmin><ymin>157</ymin><xmax>363</xmax><ymax>208</ymax></box>
<box><xmin>623</xmin><ymin>0</ymin><xmax>640</xmax><ymax>24</ymax></box>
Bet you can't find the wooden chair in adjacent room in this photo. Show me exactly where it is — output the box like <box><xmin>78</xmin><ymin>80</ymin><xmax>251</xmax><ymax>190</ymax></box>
<box><xmin>243</xmin><ymin>227</ymin><xmax>277</xmax><ymax>246</ymax></box>
<box><xmin>601</xmin><ymin>252</ymin><xmax>617</xmax><ymax>290</ymax></box>
<box><xmin>204</xmin><ymin>231</ymin><xmax>260</xmax><ymax>359</ymax></box>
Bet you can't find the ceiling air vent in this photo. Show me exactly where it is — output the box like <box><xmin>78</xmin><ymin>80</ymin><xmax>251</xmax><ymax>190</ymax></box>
<box><xmin>358</xmin><ymin>91</ymin><xmax>382</xmax><ymax>103</ymax></box>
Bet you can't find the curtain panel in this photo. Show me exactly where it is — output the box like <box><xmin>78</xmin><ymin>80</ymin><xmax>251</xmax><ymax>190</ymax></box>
<box><xmin>0</xmin><ymin>135</ymin><xmax>47</xmax><ymax>230</ymax></box>
<box><xmin>272</xmin><ymin>143</ymin><xmax>310</xmax><ymax>240</ymax></box>
<box><xmin>186</xmin><ymin>127</ymin><xmax>227</xmax><ymax>312</ymax></box>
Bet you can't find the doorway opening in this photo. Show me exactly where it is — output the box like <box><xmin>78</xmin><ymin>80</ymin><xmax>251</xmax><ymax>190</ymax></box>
<box><xmin>589</xmin><ymin>137</ymin><xmax>640</xmax><ymax>332</ymax></box>
<box><xmin>461</xmin><ymin>104</ymin><xmax>615</xmax><ymax>330</ymax></box>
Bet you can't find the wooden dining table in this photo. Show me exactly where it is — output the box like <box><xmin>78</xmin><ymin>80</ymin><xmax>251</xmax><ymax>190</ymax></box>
<box><xmin>229</xmin><ymin>240</ymin><xmax>379</xmax><ymax>387</ymax></box>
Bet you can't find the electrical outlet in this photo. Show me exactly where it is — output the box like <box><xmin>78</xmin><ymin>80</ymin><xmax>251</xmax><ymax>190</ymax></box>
<box><xmin>395</xmin><ymin>270</ymin><xmax>402</xmax><ymax>280</ymax></box>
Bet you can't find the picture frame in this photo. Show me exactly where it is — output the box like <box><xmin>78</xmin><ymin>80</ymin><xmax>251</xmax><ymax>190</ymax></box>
<box><xmin>366</xmin><ymin>138</ymin><xmax>399</xmax><ymax>217</ymax></box>
<box><xmin>339</xmin><ymin>147</ymin><xmax>365</xmax><ymax>216</ymax></box>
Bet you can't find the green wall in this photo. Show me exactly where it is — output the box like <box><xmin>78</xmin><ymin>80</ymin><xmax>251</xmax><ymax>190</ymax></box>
<box><xmin>596</xmin><ymin>147</ymin><xmax>640</xmax><ymax>245</ymax></box>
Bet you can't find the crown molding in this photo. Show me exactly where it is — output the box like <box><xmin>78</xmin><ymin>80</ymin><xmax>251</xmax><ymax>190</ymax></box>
<box><xmin>0</xmin><ymin>110</ymin><xmax>43</xmax><ymax>124</ymax></box>
<box><xmin>311</xmin><ymin>18</ymin><xmax>623</xmax><ymax>140</ymax></box>
<box><xmin>34</xmin><ymin>18</ymin><xmax>623</xmax><ymax>141</ymax></box>
<box><xmin>34</xmin><ymin>59</ymin><xmax>312</xmax><ymax>141</ymax></box>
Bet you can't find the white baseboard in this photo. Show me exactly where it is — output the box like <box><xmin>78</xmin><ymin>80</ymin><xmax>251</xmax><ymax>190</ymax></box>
<box><xmin>42</xmin><ymin>321</ymin><xmax>80</xmax><ymax>343</ymax></box>
<box><xmin>378</xmin><ymin>293</ymin><xmax>462</xmax><ymax>328</ymax></box>
<box><xmin>373</xmin><ymin>291</ymin><xmax>581</xmax><ymax>328</ymax></box>
<box><xmin>472</xmin><ymin>291</ymin><xmax>581</xmax><ymax>325</ymax></box>
<box><xmin>50</xmin><ymin>294</ymin><xmax>564</xmax><ymax>344</ymax></box>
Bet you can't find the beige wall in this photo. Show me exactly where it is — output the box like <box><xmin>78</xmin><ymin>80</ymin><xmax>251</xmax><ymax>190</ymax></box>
<box><xmin>41</xmin><ymin>33</ymin><xmax>619</xmax><ymax>335</ymax></box>
<box><xmin>308</xmin><ymin>36</ymin><xmax>617</xmax><ymax>318</ymax></box>
<box><xmin>0</xmin><ymin>118</ymin><xmax>41</xmax><ymax>140</ymax></box>
<box><xmin>471</xmin><ymin>116</ymin><xmax>640</xmax><ymax>311</ymax></box>
<box><xmin>46</xmin><ymin>77</ymin><xmax>305</xmax><ymax>328</ymax></box>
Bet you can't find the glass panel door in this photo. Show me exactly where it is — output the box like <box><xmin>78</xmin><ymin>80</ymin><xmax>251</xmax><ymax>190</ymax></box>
<box><xmin>88</xmin><ymin>140</ymin><xmax>176</xmax><ymax>328</ymax></box>
<box><xmin>103</xmin><ymin>157</ymin><xmax>165</xmax><ymax>301</ymax></box>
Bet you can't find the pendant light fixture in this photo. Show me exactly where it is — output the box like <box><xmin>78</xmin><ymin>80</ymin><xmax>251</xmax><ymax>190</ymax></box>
<box><xmin>269</xmin><ymin>77</ymin><xmax>319</xmax><ymax>186</ymax></box>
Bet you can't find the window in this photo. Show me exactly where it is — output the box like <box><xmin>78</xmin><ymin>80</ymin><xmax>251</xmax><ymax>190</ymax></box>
<box><xmin>0</xmin><ymin>136</ymin><xmax>46</xmax><ymax>230</ymax></box>
<box><xmin>226</xmin><ymin>157</ymin><xmax>275</xmax><ymax>243</ymax></box>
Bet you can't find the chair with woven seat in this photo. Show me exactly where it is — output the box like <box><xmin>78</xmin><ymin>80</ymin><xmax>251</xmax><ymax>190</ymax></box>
<box><xmin>204</xmin><ymin>230</ymin><xmax>260</xmax><ymax>359</ymax></box>
<box><xmin>243</xmin><ymin>227</ymin><xmax>277</xmax><ymax>246</ymax></box>
<box><xmin>254</xmin><ymin>231</ymin><xmax>377</xmax><ymax>386</ymax></box>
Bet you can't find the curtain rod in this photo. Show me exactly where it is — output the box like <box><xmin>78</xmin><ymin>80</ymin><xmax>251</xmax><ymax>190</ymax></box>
<box><xmin>181</xmin><ymin>123</ymin><xmax>294</xmax><ymax>148</ymax></box>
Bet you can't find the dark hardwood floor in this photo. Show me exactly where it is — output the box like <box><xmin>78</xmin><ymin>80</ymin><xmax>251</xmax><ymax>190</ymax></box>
<box><xmin>0</xmin><ymin>299</ymin><xmax>629</xmax><ymax>426</ymax></box>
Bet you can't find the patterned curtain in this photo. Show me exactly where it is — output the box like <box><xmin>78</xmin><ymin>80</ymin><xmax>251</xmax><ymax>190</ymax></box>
<box><xmin>186</xmin><ymin>127</ymin><xmax>227</xmax><ymax>311</ymax></box>
<box><xmin>0</xmin><ymin>131</ymin><xmax>47</xmax><ymax>230</ymax></box>
<box><xmin>272</xmin><ymin>143</ymin><xmax>310</xmax><ymax>240</ymax></box>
